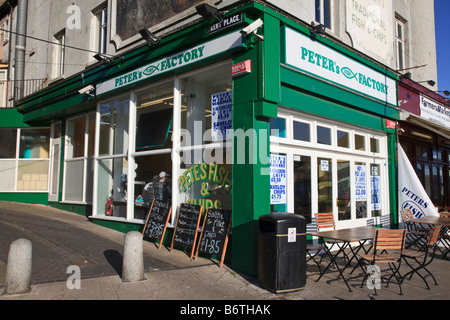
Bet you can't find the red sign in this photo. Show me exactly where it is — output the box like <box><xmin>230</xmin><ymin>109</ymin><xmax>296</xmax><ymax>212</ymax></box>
<box><xmin>386</xmin><ymin>120</ymin><xmax>396</xmax><ymax>129</ymax></box>
<box><xmin>232</xmin><ymin>60</ymin><xmax>251</xmax><ymax>77</ymax></box>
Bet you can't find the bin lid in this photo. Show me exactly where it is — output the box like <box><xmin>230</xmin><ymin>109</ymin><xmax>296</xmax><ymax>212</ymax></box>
<box><xmin>259</xmin><ymin>212</ymin><xmax>306</xmax><ymax>224</ymax></box>
<box><xmin>259</xmin><ymin>212</ymin><xmax>306</xmax><ymax>234</ymax></box>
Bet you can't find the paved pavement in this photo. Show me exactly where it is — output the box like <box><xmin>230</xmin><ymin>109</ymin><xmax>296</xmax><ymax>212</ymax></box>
<box><xmin>0</xmin><ymin>201</ymin><xmax>449</xmax><ymax>308</ymax></box>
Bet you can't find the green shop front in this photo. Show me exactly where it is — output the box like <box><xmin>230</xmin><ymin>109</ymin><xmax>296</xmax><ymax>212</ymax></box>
<box><xmin>5</xmin><ymin>3</ymin><xmax>399</xmax><ymax>276</ymax></box>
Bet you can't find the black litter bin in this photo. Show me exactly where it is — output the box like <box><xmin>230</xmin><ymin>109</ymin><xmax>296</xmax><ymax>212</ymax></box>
<box><xmin>258</xmin><ymin>212</ymin><xmax>306</xmax><ymax>293</ymax></box>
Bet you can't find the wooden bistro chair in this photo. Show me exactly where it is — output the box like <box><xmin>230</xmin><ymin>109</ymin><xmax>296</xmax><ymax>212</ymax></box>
<box><xmin>314</xmin><ymin>212</ymin><xmax>349</xmax><ymax>264</ymax></box>
<box><xmin>400</xmin><ymin>226</ymin><xmax>442</xmax><ymax>290</ymax></box>
<box><xmin>358</xmin><ymin>229</ymin><xmax>407</xmax><ymax>295</ymax></box>
<box><xmin>400</xmin><ymin>209</ymin><xmax>429</xmax><ymax>250</ymax></box>
<box><xmin>438</xmin><ymin>211</ymin><xmax>450</xmax><ymax>259</ymax></box>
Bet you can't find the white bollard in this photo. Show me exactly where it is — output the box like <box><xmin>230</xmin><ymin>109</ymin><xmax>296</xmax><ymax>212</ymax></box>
<box><xmin>4</xmin><ymin>238</ymin><xmax>32</xmax><ymax>295</ymax></box>
<box><xmin>122</xmin><ymin>231</ymin><xmax>145</xmax><ymax>282</ymax></box>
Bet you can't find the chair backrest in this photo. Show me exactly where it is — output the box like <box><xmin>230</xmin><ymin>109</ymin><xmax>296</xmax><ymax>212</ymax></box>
<box><xmin>427</xmin><ymin>226</ymin><xmax>442</xmax><ymax>247</ymax></box>
<box><xmin>373</xmin><ymin>229</ymin><xmax>406</xmax><ymax>253</ymax></box>
<box><xmin>439</xmin><ymin>211</ymin><xmax>450</xmax><ymax>218</ymax></box>
<box><xmin>314</xmin><ymin>212</ymin><xmax>335</xmax><ymax>230</ymax></box>
<box><xmin>400</xmin><ymin>209</ymin><xmax>413</xmax><ymax>221</ymax></box>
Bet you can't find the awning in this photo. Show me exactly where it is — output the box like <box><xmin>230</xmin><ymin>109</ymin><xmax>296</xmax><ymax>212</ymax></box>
<box><xmin>399</xmin><ymin>110</ymin><xmax>450</xmax><ymax>141</ymax></box>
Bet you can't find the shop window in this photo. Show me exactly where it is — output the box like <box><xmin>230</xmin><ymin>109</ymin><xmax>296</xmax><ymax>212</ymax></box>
<box><xmin>63</xmin><ymin>114</ymin><xmax>95</xmax><ymax>203</ymax></box>
<box><xmin>19</xmin><ymin>129</ymin><xmax>50</xmax><ymax>159</ymax></box>
<box><xmin>270</xmin><ymin>118</ymin><xmax>286</xmax><ymax>138</ymax></box>
<box><xmin>293</xmin><ymin>121</ymin><xmax>310</xmax><ymax>142</ymax></box>
<box><xmin>370</xmin><ymin>138</ymin><xmax>379</xmax><ymax>153</ymax></box>
<box><xmin>66</xmin><ymin>117</ymin><xmax>86</xmax><ymax>159</ymax></box>
<box><xmin>337</xmin><ymin>130</ymin><xmax>349</xmax><ymax>148</ymax></box>
<box><xmin>0</xmin><ymin>128</ymin><xmax>51</xmax><ymax>192</ymax></box>
<box><xmin>293</xmin><ymin>155</ymin><xmax>311</xmax><ymax>222</ymax></box>
<box><xmin>99</xmin><ymin>100</ymin><xmax>129</xmax><ymax>156</ymax></box>
<box><xmin>0</xmin><ymin>160</ymin><xmax>16</xmax><ymax>191</ymax></box>
<box><xmin>17</xmin><ymin>160</ymin><xmax>49</xmax><ymax>191</ymax></box>
<box><xmin>417</xmin><ymin>145</ymin><xmax>431</xmax><ymax>160</ymax></box>
<box><xmin>135</xmin><ymin>83</ymin><xmax>173</xmax><ymax>151</ymax></box>
<box><xmin>97</xmin><ymin>157</ymin><xmax>128</xmax><ymax>218</ymax></box>
<box><xmin>96</xmin><ymin>100</ymin><xmax>129</xmax><ymax>216</ymax></box>
<box><xmin>132</xmin><ymin>83</ymin><xmax>174</xmax><ymax>220</ymax></box>
<box><xmin>337</xmin><ymin>160</ymin><xmax>351</xmax><ymax>221</ymax></box>
<box><xmin>317</xmin><ymin>157</ymin><xmax>332</xmax><ymax>212</ymax></box>
<box><xmin>317</xmin><ymin>126</ymin><xmax>331</xmax><ymax>145</ymax></box>
<box><xmin>177</xmin><ymin>63</ymin><xmax>232</xmax><ymax>213</ymax></box>
<box><xmin>355</xmin><ymin>134</ymin><xmax>365</xmax><ymax>151</ymax></box>
<box><xmin>0</xmin><ymin>129</ymin><xmax>17</xmax><ymax>158</ymax></box>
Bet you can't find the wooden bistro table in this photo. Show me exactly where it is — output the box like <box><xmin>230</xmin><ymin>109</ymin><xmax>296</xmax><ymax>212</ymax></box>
<box><xmin>409</xmin><ymin>215</ymin><xmax>450</xmax><ymax>227</ymax></box>
<box><xmin>409</xmin><ymin>215</ymin><xmax>450</xmax><ymax>258</ymax></box>
<box><xmin>308</xmin><ymin>226</ymin><xmax>382</xmax><ymax>292</ymax></box>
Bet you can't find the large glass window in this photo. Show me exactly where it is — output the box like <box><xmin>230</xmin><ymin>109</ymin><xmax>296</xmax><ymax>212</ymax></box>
<box><xmin>96</xmin><ymin>99</ymin><xmax>129</xmax><ymax>217</ymax></box>
<box><xmin>0</xmin><ymin>129</ymin><xmax>17</xmax><ymax>158</ymax></box>
<box><xmin>317</xmin><ymin>157</ymin><xmax>332</xmax><ymax>213</ymax></box>
<box><xmin>176</xmin><ymin>63</ymin><xmax>232</xmax><ymax>214</ymax></box>
<box><xmin>63</xmin><ymin>113</ymin><xmax>95</xmax><ymax>203</ymax></box>
<box><xmin>93</xmin><ymin>62</ymin><xmax>232</xmax><ymax>223</ymax></box>
<box><xmin>132</xmin><ymin>82</ymin><xmax>173</xmax><ymax>220</ymax></box>
<box><xmin>0</xmin><ymin>128</ymin><xmax>50</xmax><ymax>192</ymax></box>
<box><xmin>270</xmin><ymin>111</ymin><xmax>389</xmax><ymax>228</ymax></box>
<box><xmin>337</xmin><ymin>160</ymin><xmax>351</xmax><ymax>221</ymax></box>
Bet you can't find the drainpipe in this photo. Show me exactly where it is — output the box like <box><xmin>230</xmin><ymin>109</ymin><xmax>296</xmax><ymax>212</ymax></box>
<box><xmin>13</xmin><ymin>0</ymin><xmax>28</xmax><ymax>104</ymax></box>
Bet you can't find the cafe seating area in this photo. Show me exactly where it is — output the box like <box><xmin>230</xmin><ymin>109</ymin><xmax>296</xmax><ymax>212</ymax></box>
<box><xmin>305</xmin><ymin>210</ymin><xmax>450</xmax><ymax>296</ymax></box>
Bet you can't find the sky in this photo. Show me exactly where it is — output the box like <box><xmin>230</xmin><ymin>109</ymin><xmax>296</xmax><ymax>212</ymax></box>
<box><xmin>435</xmin><ymin>0</ymin><xmax>450</xmax><ymax>94</ymax></box>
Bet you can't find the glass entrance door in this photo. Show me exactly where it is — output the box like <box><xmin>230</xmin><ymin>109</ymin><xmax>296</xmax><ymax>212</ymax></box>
<box><xmin>294</xmin><ymin>155</ymin><xmax>311</xmax><ymax>222</ymax></box>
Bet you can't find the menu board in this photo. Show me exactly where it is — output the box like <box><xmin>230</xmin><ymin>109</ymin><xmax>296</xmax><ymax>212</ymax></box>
<box><xmin>170</xmin><ymin>203</ymin><xmax>203</xmax><ymax>258</ymax></box>
<box><xmin>195</xmin><ymin>209</ymin><xmax>232</xmax><ymax>267</ymax></box>
<box><xmin>142</xmin><ymin>199</ymin><xmax>172</xmax><ymax>249</ymax></box>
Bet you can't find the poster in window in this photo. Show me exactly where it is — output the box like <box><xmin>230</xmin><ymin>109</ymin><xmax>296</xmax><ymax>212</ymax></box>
<box><xmin>355</xmin><ymin>165</ymin><xmax>366</xmax><ymax>201</ymax></box>
<box><xmin>371</xmin><ymin>176</ymin><xmax>381</xmax><ymax>210</ymax></box>
<box><xmin>270</xmin><ymin>155</ymin><xmax>287</xmax><ymax>205</ymax></box>
<box><xmin>211</xmin><ymin>91</ymin><xmax>232</xmax><ymax>141</ymax></box>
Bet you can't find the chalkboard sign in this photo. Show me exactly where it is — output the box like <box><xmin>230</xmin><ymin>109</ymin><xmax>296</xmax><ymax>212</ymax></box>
<box><xmin>170</xmin><ymin>203</ymin><xmax>203</xmax><ymax>258</ymax></box>
<box><xmin>142</xmin><ymin>199</ymin><xmax>172</xmax><ymax>249</ymax></box>
<box><xmin>195</xmin><ymin>209</ymin><xmax>232</xmax><ymax>267</ymax></box>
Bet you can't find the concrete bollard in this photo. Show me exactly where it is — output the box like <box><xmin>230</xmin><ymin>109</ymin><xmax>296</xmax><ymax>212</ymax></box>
<box><xmin>122</xmin><ymin>231</ymin><xmax>145</xmax><ymax>282</ymax></box>
<box><xmin>4</xmin><ymin>238</ymin><xmax>32</xmax><ymax>296</ymax></box>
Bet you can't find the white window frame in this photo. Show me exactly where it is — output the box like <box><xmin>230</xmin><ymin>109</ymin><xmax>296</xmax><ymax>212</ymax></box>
<box><xmin>92</xmin><ymin>60</ymin><xmax>232</xmax><ymax>225</ymax></box>
<box><xmin>52</xmin><ymin>31</ymin><xmax>65</xmax><ymax>79</ymax></box>
<box><xmin>62</xmin><ymin>113</ymin><xmax>95</xmax><ymax>204</ymax></box>
<box><xmin>270</xmin><ymin>110</ymin><xmax>389</xmax><ymax>228</ymax></box>
<box><xmin>315</xmin><ymin>0</ymin><xmax>334</xmax><ymax>31</ymax></box>
<box><xmin>395</xmin><ymin>19</ymin><xmax>406</xmax><ymax>71</ymax></box>
<box><xmin>91</xmin><ymin>4</ymin><xmax>108</xmax><ymax>56</ymax></box>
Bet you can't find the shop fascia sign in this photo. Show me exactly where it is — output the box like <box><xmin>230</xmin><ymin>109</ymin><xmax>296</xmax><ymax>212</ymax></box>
<box><xmin>419</xmin><ymin>95</ymin><xmax>450</xmax><ymax>128</ymax></box>
<box><xmin>283</xmin><ymin>26</ymin><xmax>397</xmax><ymax>107</ymax></box>
<box><xmin>96</xmin><ymin>31</ymin><xmax>242</xmax><ymax>96</ymax></box>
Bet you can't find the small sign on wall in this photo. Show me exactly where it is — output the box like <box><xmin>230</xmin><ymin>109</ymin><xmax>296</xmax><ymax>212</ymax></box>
<box><xmin>232</xmin><ymin>60</ymin><xmax>252</xmax><ymax>77</ymax></box>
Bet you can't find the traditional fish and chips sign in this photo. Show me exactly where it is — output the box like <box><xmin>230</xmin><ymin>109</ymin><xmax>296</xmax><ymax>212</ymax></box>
<box><xmin>178</xmin><ymin>162</ymin><xmax>232</xmax><ymax>211</ymax></box>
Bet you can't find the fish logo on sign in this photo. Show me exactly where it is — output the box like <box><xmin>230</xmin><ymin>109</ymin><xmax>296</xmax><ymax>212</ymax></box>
<box><xmin>341</xmin><ymin>67</ymin><xmax>358</xmax><ymax>80</ymax></box>
<box><xmin>143</xmin><ymin>64</ymin><xmax>160</xmax><ymax>76</ymax></box>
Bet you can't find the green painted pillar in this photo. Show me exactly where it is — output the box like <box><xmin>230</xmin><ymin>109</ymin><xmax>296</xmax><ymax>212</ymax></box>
<box><xmin>231</xmin><ymin>13</ymin><xmax>280</xmax><ymax>276</ymax></box>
